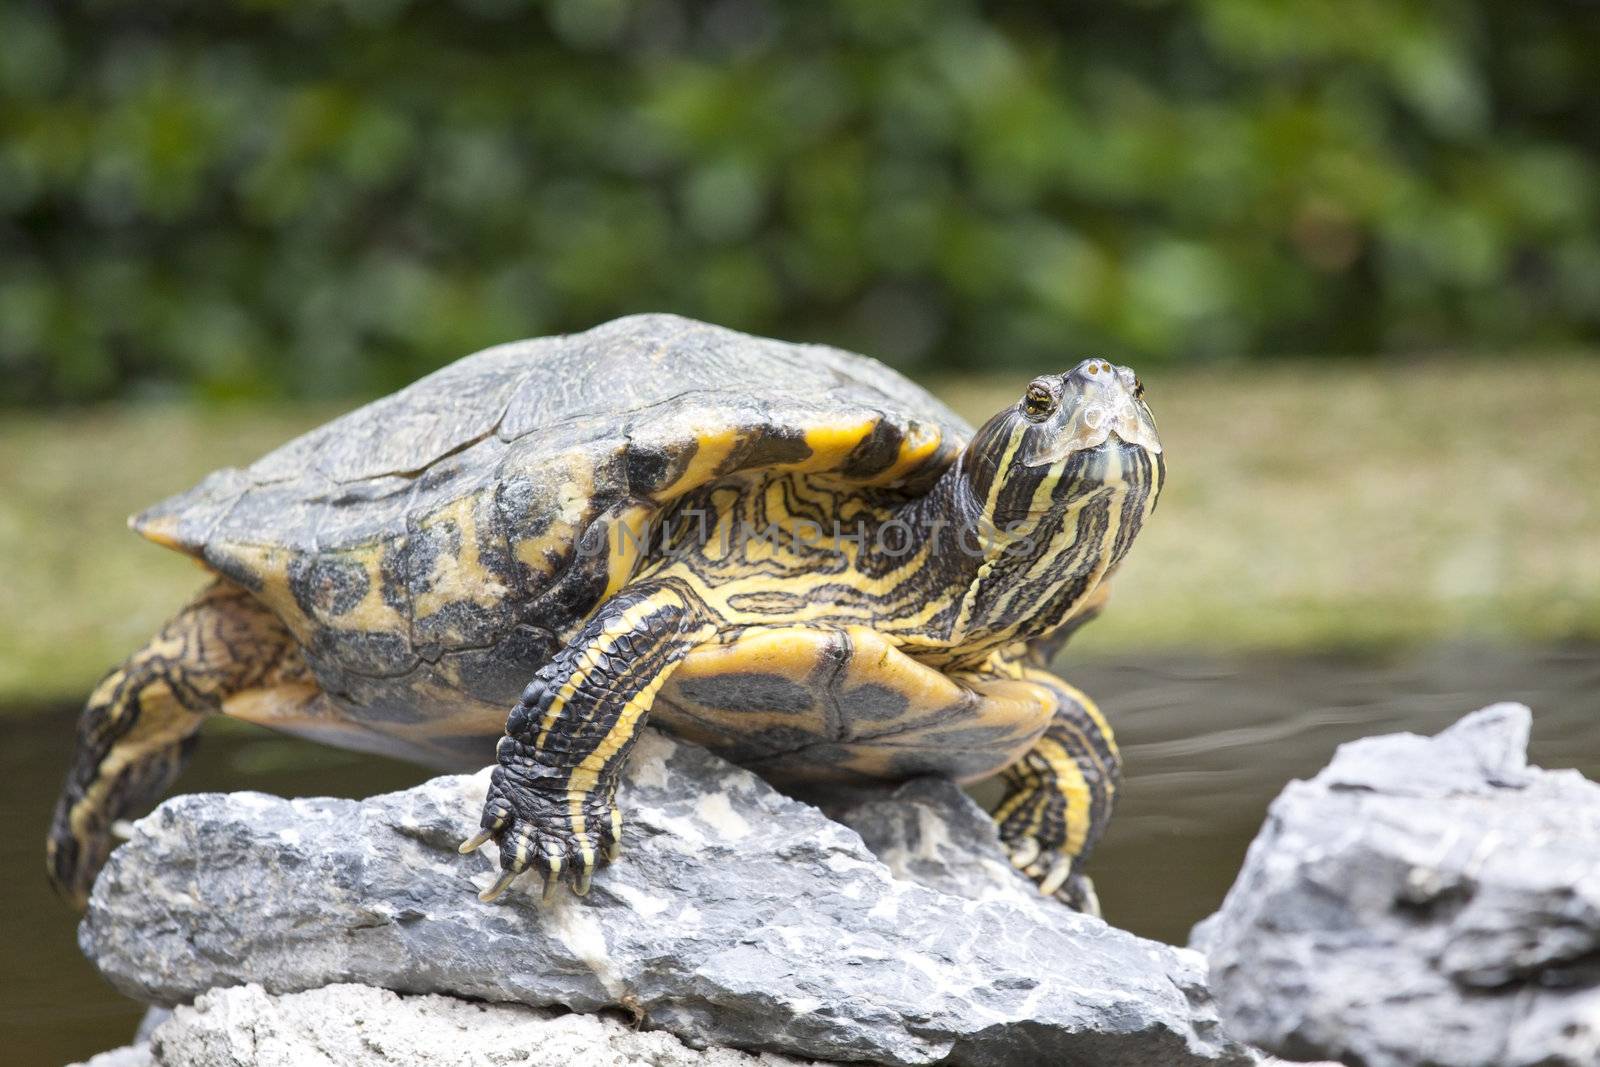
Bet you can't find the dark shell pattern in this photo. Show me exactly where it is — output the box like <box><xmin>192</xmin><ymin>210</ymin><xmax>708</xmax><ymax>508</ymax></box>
<box><xmin>134</xmin><ymin>315</ymin><xmax>970</xmax><ymax>738</ymax></box>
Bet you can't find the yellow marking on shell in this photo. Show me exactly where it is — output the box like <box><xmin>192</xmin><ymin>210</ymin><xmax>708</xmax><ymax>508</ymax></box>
<box><xmin>661</xmin><ymin>628</ymin><xmax>863</xmax><ymax>748</ymax></box>
<box><xmin>511</xmin><ymin>453</ymin><xmax>594</xmax><ymax>587</ymax></box>
<box><xmin>407</xmin><ymin>495</ymin><xmax>518</xmax><ymax>644</ymax></box>
<box><xmin>660</xmin><ymin>424</ymin><xmax>744</xmax><ymax>497</ymax></box>
<box><xmin>803</xmin><ymin>419</ymin><xmax>951</xmax><ymax>489</ymax></box>
<box><xmin>674</xmin><ymin>626</ymin><xmax>840</xmax><ymax>680</ymax></box>
<box><xmin>799</xmin><ymin>418</ymin><xmax>880</xmax><ymax>470</ymax></box>
<box><xmin>340</xmin><ymin>551</ymin><xmax>409</xmax><ymax>634</ymax></box>
<box><xmin>207</xmin><ymin>544</ymin><xmax>317</xmax><ymax>639</ymax></box>
<box><xmin>660</xmin><ymin>415</ymin><xmax>950</xmax><ymax>506</ymax></box>
<box><xmin>893</xmin><ymin>422</ymin><xmax>945</xmax><ymax>476</ymax></box>
<box><xmin>219</xmin><ymin>539</ymin><xmax>409</xmax><ymax>658</ymax></box>
<box><xmin>601</xmin><ymin>500</ymin><xmax>657</xmax><ymax>601</ymax></box>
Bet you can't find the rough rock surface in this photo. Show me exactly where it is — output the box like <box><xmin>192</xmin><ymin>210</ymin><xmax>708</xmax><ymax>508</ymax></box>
<box><xmin>829</xmin><ymin>777</ymin><xmax>1045</xmax><ymax>909</ymax></box>
<box><xmin>1203</xmin><ymin>703</ymin><xmax>1600</xmax><ymax>1067</ymax></box>
<box><xmin>78</xmin><ymin>983</ymin><xmax>813</xmax><ymax>1067</ymax></box>
<box><xmin>82</xmin><ymin>729</ymin><xmax>1259</xmax><ymax>1066</ymax></box>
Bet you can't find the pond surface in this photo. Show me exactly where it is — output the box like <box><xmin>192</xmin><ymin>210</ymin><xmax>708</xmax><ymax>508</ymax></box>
<box><xmin>5</xmin><ymin>642</ymin><xmax>1597</xmax><ymax>1066</ymax></box>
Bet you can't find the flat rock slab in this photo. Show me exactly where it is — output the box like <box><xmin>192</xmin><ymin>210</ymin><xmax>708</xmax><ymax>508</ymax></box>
<box><xmin>82</xmin><ymin>730</ymin><xmax>1258</xmax><ymax>1066</ymax></box>
<box><xmin>1202</xmin><ymin>703</ymin><xmax>1600</xmax><ymax>1067</ymax></box>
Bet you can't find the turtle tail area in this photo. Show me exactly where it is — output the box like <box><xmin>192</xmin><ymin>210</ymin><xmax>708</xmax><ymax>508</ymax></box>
<box><xmin>46</xmin><ymin>580</ymin><xmax>312</xmax><ymax>910</ymax></box>
<box><xmin>128</xmin><ymin>467</ymin><xmax>255</xmax><ymax>560</ymax></box>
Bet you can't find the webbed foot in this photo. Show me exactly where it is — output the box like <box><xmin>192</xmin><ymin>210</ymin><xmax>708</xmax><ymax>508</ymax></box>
<box><xmin>458</xmin><ymin>583</ymin><xmax>711</xmax><ymax>904</ymax></box>
<box><xmin>461</xmin><ymin>763</ymin><xmax>622</xmax><ymax>903</ymax></box>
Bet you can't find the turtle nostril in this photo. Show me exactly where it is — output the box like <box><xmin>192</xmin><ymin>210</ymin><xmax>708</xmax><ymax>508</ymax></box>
<box><xmin>1069</xmin><ymin>358</ymin><xmax>1120</xmax><ymax>386</ymax></box>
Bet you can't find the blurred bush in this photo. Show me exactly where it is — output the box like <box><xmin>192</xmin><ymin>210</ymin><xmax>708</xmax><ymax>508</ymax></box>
<box><xmin>1</xmin><ymin>0</ymin><xmax>1596</xmax><ymax>403</ymax></box>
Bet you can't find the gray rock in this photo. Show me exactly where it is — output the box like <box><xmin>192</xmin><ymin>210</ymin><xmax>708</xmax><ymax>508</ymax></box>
<box><xmin>82</xmin><ymin>729</ymin><xmax>1259</xmax><ymax>1066</ymax></box>
<box><xmin>134</xmin><ymin>1007</ymin><xmax>171</xmax><ymax>1042</ymax></box>
<box><xmin>142</xmin><ymin>983</ymin><xmax>812</xmax><ymax>1066</ymax></box>
<box><xmin>829</xmin><ymin>777</ymin><xmax>1045</xmax><ymax>908</ymax></box>
<box><xmin>1203</xmin><ymin>703</ymin><xmax>1600</xmax><ymax>1067</ymax></box>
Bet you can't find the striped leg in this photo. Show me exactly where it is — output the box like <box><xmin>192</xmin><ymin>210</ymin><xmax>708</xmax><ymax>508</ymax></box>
<box><xmin>47</xmin><ymin>581</ymin><xmax>308</xmax><ymax>909</ymax></box>
<box><xmin>462</xmin><ymin>580</ymin><xmax>715</xmax><ymax>903</ymax></box>
<box><xmin>988</xmin><ymin>671</ymin><xmax>1120</xmax><ymax>914</ymax></box>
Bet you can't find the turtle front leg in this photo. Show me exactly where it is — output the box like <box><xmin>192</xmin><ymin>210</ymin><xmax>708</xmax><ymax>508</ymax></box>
<box><xmin>987</xmin><ymin>670</ymin><xmax>1121</xmax><ymax>915</ymax></box>
<box><xmin>462</xmin><ymin>580</ymin><xmax>715</xmax><ymax>903</ymax></box>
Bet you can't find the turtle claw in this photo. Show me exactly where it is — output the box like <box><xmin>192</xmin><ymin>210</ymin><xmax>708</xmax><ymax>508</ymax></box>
<box><xmin>479</xmin><ymin>868</ymin><xmax>519</xmax><ymax>903</ymax></box>
<box><xmin>1007</xmin><ymin>837</ymin><xmax>1041</xmax><ymax>869</ymax></box>
<box><xmin>459</xmin><ymin>828</ymin><xmax>494</xmax><ymax>855</ymax></box>
<box><xmin>600</xmin><ymin>806</ymin><xmax>623</xmax><ymax>864</ymax></box>
<box><xmin>1037</xmin><ymin>856</ymin><xmax>1072</xmax><ymax>897</ymax></box>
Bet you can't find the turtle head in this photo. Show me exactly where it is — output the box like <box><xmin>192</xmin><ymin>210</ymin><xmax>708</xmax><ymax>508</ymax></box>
<box><xmin>997</xmin><ymin>359</ymin><xmax>1160</xmax><ymax>471</ymax></box>
<box><xmin>950</xmin><ymin>358</ymin><xmax>1164</xmax><ymax>648</ymax></box>
<box><xmin>962</xmin><ymin>358</ymin><xmax>1162</xmax><ymax>515</ymax></box>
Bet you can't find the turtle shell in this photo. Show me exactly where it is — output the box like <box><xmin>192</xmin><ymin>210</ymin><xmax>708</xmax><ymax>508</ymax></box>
<box><xmin>135</xmin><ymin>314</ymin><xmax>969</xmax><ymax>744</ymax></box>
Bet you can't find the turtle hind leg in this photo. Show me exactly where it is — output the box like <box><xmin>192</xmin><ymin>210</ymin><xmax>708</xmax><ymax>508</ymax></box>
<box><xmin>46</xmin><ymin>580</ymin><xmax>307</xmax><ymax>909</ymax></box>
<box><xmin>987</xmin><ymin>670</ymin><xmax>1121</xmax><ymax>915</ymax></box>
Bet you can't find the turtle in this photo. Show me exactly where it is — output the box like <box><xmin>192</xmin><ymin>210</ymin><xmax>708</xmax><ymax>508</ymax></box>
<box><xmin>47</xmin><ymin>314</ymin><xmax>1164</xmax><ymax>912</ymax></box>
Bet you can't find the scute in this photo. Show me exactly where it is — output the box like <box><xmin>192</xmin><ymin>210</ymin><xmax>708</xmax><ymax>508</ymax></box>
<box><xmin>130</xmin><ymin>315</ymin><xmax>970</xmax><ymax>725</ymax></box>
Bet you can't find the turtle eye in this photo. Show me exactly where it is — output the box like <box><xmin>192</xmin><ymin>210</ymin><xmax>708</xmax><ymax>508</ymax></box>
<box><xmin>1022</xmin><ymin>380</ymin><xmax>1057</xmax><ymax>421</ymax></box>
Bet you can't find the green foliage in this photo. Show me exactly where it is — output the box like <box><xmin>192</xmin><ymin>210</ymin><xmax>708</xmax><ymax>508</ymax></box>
<box><xmin>2</xmin><ymin>0</ymin><xmax>1597</xmax><ymax>402</ymax></box>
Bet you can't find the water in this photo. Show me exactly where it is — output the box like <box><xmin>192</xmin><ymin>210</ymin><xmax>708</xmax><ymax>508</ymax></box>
<box><xmin>5</xmin><ymin>642</ymin><xmax>1598</xmax><ymax>1066</ymax></box>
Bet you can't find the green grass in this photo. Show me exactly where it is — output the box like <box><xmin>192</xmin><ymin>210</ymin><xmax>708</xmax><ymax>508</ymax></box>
<box><xmin>2</xmin><ymin>359</ymin><xmax>1598</xmax><ymax>704</ymax></box>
